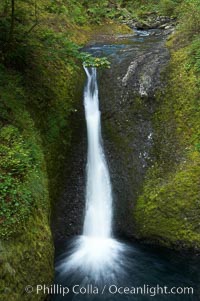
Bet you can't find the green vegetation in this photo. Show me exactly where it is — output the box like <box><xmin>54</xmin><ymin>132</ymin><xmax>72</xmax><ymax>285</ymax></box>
<box><xmin>0</xmin><ymin>210</ymin><xmax>54</xmax><ymax>301</ymax></box>
<box><xmin>0</xmin><ymin>67</ymin><xmax>49</xmax><ymax>238</ymax></box>
<box><xmin>0</xmin><ymin>1</ymin><xmax>130</xmax><ymax>300</ymax></box>
<box><xmin>134</xmin><ymin>0</ymin><xmax>200</xmax><ymax>250</ymax></box>
<box><xmin>119</xmin><ymin>0</ymin><xmax>180</xmax><ymax>19</ymax></box>
<box><xmin>0</xmin><ymin>0</ymin><xmax>121</xmax><ymax>240</ymax></box>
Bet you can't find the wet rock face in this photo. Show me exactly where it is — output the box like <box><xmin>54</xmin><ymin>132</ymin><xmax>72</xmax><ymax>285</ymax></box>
<box><xmin>98</xmin><ymin>33</ymin><xmax>170</xmax><ymax>237</ymax></box>
<box><xmin>125</xmin><ymin>15</ymin><xmax>177</xmax><ymax>31</ymax></box>
<box><xmin>120</xmin><ymin>46</ymin><xmax>169</xmax><ymax>98</ymax></box>
<box><xmin>51</xmin><ymin>110</ymin><xmax>87</xmax><ymax>244</ymax></box>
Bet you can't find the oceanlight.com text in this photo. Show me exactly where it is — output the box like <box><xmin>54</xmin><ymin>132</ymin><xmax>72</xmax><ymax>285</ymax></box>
<box><xmin>25</xmin><ymin>284</ymin><xmax>194</xmax><ymax>297</ymax></box>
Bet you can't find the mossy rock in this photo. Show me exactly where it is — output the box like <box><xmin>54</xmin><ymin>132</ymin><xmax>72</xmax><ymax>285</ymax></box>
<box><xmin>134</xmin><ymin>43</ymin><xmax>200</xmax><ymax>251</ymax></box>
<box><xmin>0</xmin><ymin>210</ymin><xmax>54</xmax><ymax>301</ymax></box>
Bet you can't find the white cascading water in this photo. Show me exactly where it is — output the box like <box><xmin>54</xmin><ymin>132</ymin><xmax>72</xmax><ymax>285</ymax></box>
<box><xmin>83</xmin><ymin>67</ymin><xmax>112</xmax><ymax>238</ymax></box>
<box><xmin>58</xmin><ymin>67</ymin><xmax>126</xmax><ymax>283</ymax></box>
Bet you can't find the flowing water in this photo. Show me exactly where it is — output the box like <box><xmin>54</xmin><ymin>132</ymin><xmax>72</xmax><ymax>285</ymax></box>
<box><xmin>56</xmin><ymin>67</ymin><xmax>127</xmax><ymax>283</ymax></box>
<box><xmin>51</xmin><ymin>29</ymin><xmax>200</xmax><ymax>301</ymax></box>
<box><xmin>83</xmin><ymin>67</ymin><xmax>112</xmax><ymax>239</ymax></box>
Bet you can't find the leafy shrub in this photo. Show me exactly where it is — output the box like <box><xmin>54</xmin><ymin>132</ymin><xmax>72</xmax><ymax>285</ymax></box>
<box><xmin>188</xmin><ymin>39</ymin><xmax>200</xmax><ymax>74</ymax></box>
<box><xmin>177</xmin><ymin>0</ymin><xmax>200</xmax><ymax>38</ymax></box>
<box><xmin>158</xmin><ymin>0</ymin><xmax>178</xmax><ymax>16</ymax></box>
<box><xmin>81</xmin><ymin>54</ymin><xmax>110</xmax><ymax>68</ymax></box>
<box><xmin>0</xmin><ymin>123</ymin><xmax>46</xmax><ymax>237</ymax></box>
<box><xmin>0</xmin><ymin>126</ymin><xmax>33</xmax><ymax>176</ymax></box>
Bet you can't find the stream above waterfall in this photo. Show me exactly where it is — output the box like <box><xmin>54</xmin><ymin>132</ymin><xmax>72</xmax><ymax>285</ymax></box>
<box><xmin>51</xmin><ymin>29</ymin><xmax>200</xmax><ymax>301</ymax></box>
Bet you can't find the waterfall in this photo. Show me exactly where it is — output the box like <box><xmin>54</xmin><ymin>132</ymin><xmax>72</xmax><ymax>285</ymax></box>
<box><xmin>83</xmin><ymin>67</ymin><xmax>112</xmax><ymax>238</ymax></box>
<box><xmin>57</xmin><ymin>67</ymin><xmax>127</xmax><ymax>283</ymax></box>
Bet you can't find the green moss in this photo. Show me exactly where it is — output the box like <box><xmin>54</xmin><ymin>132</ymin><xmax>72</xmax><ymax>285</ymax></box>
<box><xmin>0</xmin><ymin>210</ymin><xmax>53</xmax><ymax>301</ymax></box>
<box><xmin>134</xmin><ymin>44</ymin><xmax>200</xmax><ymax>250</ymax></box>
<box><xmin>0</xmin><ymin>66</ymin><xmax>53</xmax><ymax>300</ymax></box>
<box><xmin>135</xmin><ymin>156</ymin><xmax>200</xmax><ymax>247</ymax></box>
<box><xmin>0</xmin><ymin>69</ymin><xmax>49</xmax><ymax>238</ymax></box>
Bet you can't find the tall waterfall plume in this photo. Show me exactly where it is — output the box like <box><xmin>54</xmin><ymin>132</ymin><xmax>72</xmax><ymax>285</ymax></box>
<box><xmin>57</xmin><ymin>67</ymin><xmax>127</xmax><ymax>283</ymax></box>
<box><xmin>83</xmin><ymin>67</ymin><xmax>112</xmax><ymax>238</ymax></box>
